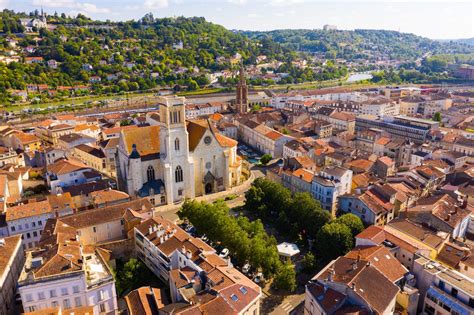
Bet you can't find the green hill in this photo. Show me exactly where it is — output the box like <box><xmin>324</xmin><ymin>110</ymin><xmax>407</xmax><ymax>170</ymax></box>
<box><xmin>242</xmin><ymin>29</ymin><xmax>474</xmax><ymax>60</ymax></box>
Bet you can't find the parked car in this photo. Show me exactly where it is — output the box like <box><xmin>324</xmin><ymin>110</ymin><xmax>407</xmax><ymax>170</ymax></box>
<box><xmin>242</xmin><ymin>263</ymin><xmax>251</xmax><ymax>274</ymax></box>
<box><xmin>201</xmin><ymin>235</ymin><xmax>209</xmax><ymax>243</ymax></box>
<box><xmin>219</xmin><ymin>248</ymin><xmax>230</xmax><ymax>258</ymax></box>
<box><xmin>253</xmin><ymin>273</ymin><xmax>264</xmax><ymax>284</ymax></box>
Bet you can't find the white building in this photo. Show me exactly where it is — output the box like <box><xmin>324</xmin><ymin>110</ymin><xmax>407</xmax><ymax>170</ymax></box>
<box><xmin>117</xmin><ymin>96</ymin><xmax>242</xmax><ymax>206</ymax></box>
<box><xmin>311</xmin><ymin>166</ymin><xmax>352</xmax><ymax>215</ymax></box>
<box><xmin>134</xmin><ymin>216</ymin><xmax>261</xmax><ymax>314</ymax></box>
<box><xmin>0</xmin><ymin>235</ymin><xmax>24</xmax><ymax>315</ymax></box>
<box><xmin>360</xmin><ymin>97</ymin><xmax>400</xmax><ymax>117</ymax></box>
<box><xmin>6</xmin><ymin>200</ymin><xmax>53</xmax><ymax>249</ymax></box>
<box><xmin>18</xmin><ymin>221</ymin><xmax>118</xmax><ymax>314</ymax></box>
<box><xmin>46</xmin><ymin>158</ymin><xmax>101</xmax><ymax>192</ymax></box>
<box><xmin>238</xmin><ymin>119</ymin><xmax>293</xmax><ymax>157</ymax></box>
<box><xmin>412</xmin><ymin>255</ymin><xmax>473</xmax><ymax>315</ymax></box>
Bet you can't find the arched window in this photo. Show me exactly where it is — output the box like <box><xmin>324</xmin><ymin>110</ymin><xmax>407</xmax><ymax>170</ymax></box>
<box><xmin>174</xmin><ymin>138</ymin><xmax>180</xmax><ymax>151</ymax></box>
<box><xmin>175</xmin><ymin>165</ymin><xmax>183</xmax><ymax>183</ymax></box>
<box><xmin>147</xmin><ymin>166</ymin><xmax>155</xmax><ymax>182</ymax></box>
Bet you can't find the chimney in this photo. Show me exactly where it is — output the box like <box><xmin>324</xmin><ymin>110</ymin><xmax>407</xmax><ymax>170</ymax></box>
<box><xmin>148</xmin><ymin>226</ymin><xmax>153</xmax><ymax>235</ymax></box>
<box><xmin>351</xmin><ymin>283</ymin><xmax>356</xmax><ymax>290</ymax></box>
<box><xmin>352</xmin><ymin>261</ymin><xmax>358</xmax><ymax>271</ymax></box>
<box><xmin>445</xmin><ymin>214</ymin><xmax>451</xmax><ymax>221</ymax></box>
<box><xmin>356</xmin><ymin>249</ymin><xmax>361</xmax><ymax>262</ymax></box>
<box><xmin>328</xmin><ymin>269</ymin><xmax>334</xmax><ymax>282</ymax></box>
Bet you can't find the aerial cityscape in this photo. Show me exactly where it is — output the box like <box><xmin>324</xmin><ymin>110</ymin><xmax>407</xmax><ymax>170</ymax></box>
<box><xmin>0</xmin><ymin>1</ymin><xmax>473</xmax><ymax>315</ymax></box>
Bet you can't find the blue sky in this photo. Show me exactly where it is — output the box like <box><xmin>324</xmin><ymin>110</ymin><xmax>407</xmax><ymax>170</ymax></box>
<box><xmin>1</xmin><ymin>0</ymin><xmax>473</xmax><ymax>39</ymax></box>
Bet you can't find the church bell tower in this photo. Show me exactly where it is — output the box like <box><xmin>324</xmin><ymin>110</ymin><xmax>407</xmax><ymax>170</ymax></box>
<box><xmin>235</xmin><ymin>63</ymin><xmax>248</xmax><ymax>114</ymax></box>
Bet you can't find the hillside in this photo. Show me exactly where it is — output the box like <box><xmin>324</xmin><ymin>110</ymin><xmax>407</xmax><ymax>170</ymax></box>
<box><xmin>0</xmin><ymin>10</ymin><xmax>472</xmax><ymax>105</ymax></box>
<box><xmin>0</xmin><ymin>10</ymin><xmax>294</xmax><ymax>103</ymax></box>
<box><xmin>242</xmin><ymin>29</ymin><xmax>474</xmax><ymax>60</ymax></box>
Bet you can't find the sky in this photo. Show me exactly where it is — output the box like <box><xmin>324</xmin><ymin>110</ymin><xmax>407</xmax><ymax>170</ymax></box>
<box><xmin>1</xmin><ymin>0</ymin><xmax>473</xmax><ymax>39</ymax></box>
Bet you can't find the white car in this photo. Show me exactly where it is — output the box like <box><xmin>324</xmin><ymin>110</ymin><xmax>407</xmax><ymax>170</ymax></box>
<box><xmin>242</xmin><ymin>263</ymin><xmax>251</xmax><ymax>274</ymax></box>
<box><xmin>219</xmin><ymin>248</ymin><xmax>230</xmax><ymax>258</ymax></box>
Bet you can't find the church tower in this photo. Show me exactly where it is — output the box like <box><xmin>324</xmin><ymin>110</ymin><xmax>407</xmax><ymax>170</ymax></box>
<box><xmin>235</xmin><ymin>63</ymin><xmax>248</xmax><ymax>114</ymax></box>
<box><xmin>158</xmin><ymin>96</ymin><xmax>195</xmax><ymax>204</ymax></box>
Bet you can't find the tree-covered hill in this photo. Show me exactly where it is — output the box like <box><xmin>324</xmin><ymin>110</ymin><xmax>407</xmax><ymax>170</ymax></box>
<box><xmin>0</xmin><ymin>10</ymin><xmax>293</xmax><ymax>103</ymax></box>
<box><xmin>242</xmin><ymin>29</ymin><xmax>474</xmax><ymax>60</ymax></box>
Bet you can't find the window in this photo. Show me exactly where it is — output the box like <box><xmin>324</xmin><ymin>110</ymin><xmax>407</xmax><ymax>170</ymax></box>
<box><xmin>99</xmin><ymin>303</ymin><xmax>106</xmax><ymax>313</ymax></box>
<box><xmin>38</xmin><ymin>221</ymin><xmax>42</xmax><ymax>226</ymax></box>
<box><xmin>38</xmin><ymin>292</ymin><xmax>45</xmax><ymax>300</ymax></box>
<box><xmin>98</xmin><ymin>290</ymin><xmax>105</xmax><ymax>302</ymax></box>
<box><xmin>63</xmin><ymin>299</ymin><xmax>71</xmax><ymax>309</ymax></box>
<box><xmin>61</xmin><ymin>288</ymin><xmax>68</xmax><ymax>296</ymax></box>
<box><xmin>32</xmin><ymin>222</ymin><xmax>36</xmax><ymax>227</ymax></box>
<box><xmin>74</xmin><ymin>297</ymin><xmax>82</xmax><ymax>307</ymax></box>
<box><xmin>175</xmin><ymin>138</ymin><xmax>180</xmax><ymax>151</ymax></box>
<box><xmin>438</xmin><ymin>280</ymin><xmax>445</xmax><ymax>290</ymax></box>
<box><xmin>451</xmin><ymin>288</ymin><xmax>458</xmax><ymax>298</ymax></box>
<box><xmin>72</xmin><ymin>285</ymin><xmax>80</xmax><ymax>294</ymax></box>
<box><xmin>33</xmin><ymin>231</ymin><xmax>37</xmax><ymax>237</ymax></box>
<box><xmin>25</xmin><ymin>223</ymin><xmax>29</xmax><ymax>229</ymax></box>
<box><xmin>26</xmin><ymin>233</ymin><xmax>31</xmax><ymax>239</ymax></box>
<box><xmin>11</xmin><ymin>226</ymin><xmax>15</xmax><ymax>232</ymax></box>
<box><xmin>147</xmin><ymin>166</ymin><xmax>155</xmax><ymax>182</ymax></box>
<box><xmin>25</xmin><ymin>294</ymin><xmax>33</xmax><ymax>302</ymax></box>
<box><xmin>52</xmin><ymin>301</ymin><xmax>58</xmax><ymax>307</ymax></box>
<box><xmin>175</xmin><ymin>165</ymin><xmax>183</xmax><ymax>183</ymax></box>
<box><xmin>50</xmin><ymin>290</ymin><xmax>57</xmax><ymax>298</ymax></box>
<box><xmin>93</xmin><ymin>227</ymin><xmax>97</xmax><ymax>233</ymax></box>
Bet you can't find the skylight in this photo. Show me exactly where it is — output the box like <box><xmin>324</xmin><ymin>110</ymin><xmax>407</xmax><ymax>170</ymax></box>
<box><xmin>239</xmin><ymin>286</ymin><xmax>248</xmax><ymax>295</ymax></box>
<box><xmin>231</xmin><ymin>294</ymin><xmax>239</xmax><ymax>302</ymax></box>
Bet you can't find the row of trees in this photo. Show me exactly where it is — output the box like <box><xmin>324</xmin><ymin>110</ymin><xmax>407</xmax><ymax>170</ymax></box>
<box><xmin>244</xmin><ymin>178</ymin><xmax>364</xmax><ymax>264</ymax></box>
<box><xmin>177</xmin><ymin>199</ymin><xmax>296</xmax><ymax>291</ymax></box>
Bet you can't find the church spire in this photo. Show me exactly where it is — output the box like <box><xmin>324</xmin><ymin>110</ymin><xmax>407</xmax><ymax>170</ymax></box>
<box><xmin>235</xmin><ymin>62</ymin><xmax>248</xmax><ymax>114</ymax></box>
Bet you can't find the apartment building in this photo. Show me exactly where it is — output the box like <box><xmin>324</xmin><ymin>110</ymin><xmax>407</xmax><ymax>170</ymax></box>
<box><xmin>134</xmin><ymin>216</ymin><xmax>262</xmax><ymax>314</ymax></box>
<box><xmin>18</xmin><ymin>221</ymin><xmax>118</xmax><ymax>314</ymax></box>
<box><xmin>238</xmin><ymin>119</ymin><xmax>292</xmax><ymax>157</ymax></box>
<box><xmin>413</xmin><ymin>256</ymin><xmax>473</xmax><ymax>315</ymax></box>
<box><xmin>356</xmin><ymin>115</ymin><xmax>439</xmax><ymax>144</ymax></box>
<box><xmin>0</xmin><ymin>235</ymin><xmax>24</xmax><ymax>315</ymax></box>
<box><xmin>72</xmin><ymin>144</ymin><xmax>106</xmax><ymax>173</ymax></box>
<box><xmin>305</xmin><ymin>253</ymin><xmax>400</xmax><ymax>314</ymax></box>
<box><xmin>359</xmin><ymin>97</ymin><xmax>400</xmax><ymax>117</ymax></box>
<box><xmin>35</xmin><ymin>122</ymin><xmax>75</xmax><ymax>145</ymax></box>
<box><xmin>311</xmin><ymin>166</ymin><xmax>352</xmax><ymax>215</ymax></box>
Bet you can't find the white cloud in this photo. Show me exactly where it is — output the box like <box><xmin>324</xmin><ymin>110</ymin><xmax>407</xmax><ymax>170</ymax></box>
<box><xmin>0</xmin><ymin>0</ymin><xmax>9</xmax><ymax>10</ymax></box>
<box><xmin>228</xmin><ymin>0</ymin><xmax>247</xmax><ymax>5</ymax></box>
<box><xmin>247</xmin><ymin>12</ymin><xmax>261</xmax><ymax>18</ymax></box>
<box><xmin>268</xmin><ymin>0</ymin><xmax>306</xmax><ymax>6</ymax></box>
<box><xmin>32</xmin><ymin>0</ymin><xmax>110</xmax><ymax>14</ymax></box>
<box><xmin>144</xmin><ymin>0</ymin><xmax>169</xmax><ymax>9</ymax></box>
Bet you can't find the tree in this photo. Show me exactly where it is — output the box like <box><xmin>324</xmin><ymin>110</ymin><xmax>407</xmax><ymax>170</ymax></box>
<box><xmin>114</xmin><ymin>258</ymin><xmax>147</xmax><ymax>295</ymax></box>
<box><xmin>302</xmin><ymin>252</ymin><xmax>317</xmax><ymax>274</ymax></box>
<box><xmin>260</xmin><ymin>154</ymin><xmax>272</xmax><ymax>165</ymax></box>
<box><xmin>316</xmin><ymin>222</ymin><xmax>353</xmax><ymax>262</ymax></box>
<box><xmin>251</xmin><ymin>104</ymin><xmax>261</xmax><ymax>112</ymax></box>
<box><xmin>273</xmin><ymin>262</ymin><xmax>297</xmax><ymax>292</ymax></box>
<box><xmin>334</xmin><ymin>214</ymin><xmax>364</xmax><ymax>237</ymax></box>
<box><xmin>433</xmin><ymin>112</ymin><xmax>442</xmax><ymax>122</ymax></box>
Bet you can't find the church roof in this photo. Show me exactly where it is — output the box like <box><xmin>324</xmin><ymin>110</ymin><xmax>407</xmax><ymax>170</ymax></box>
<box><xmin>138</xmin><ymin>180</ymin><xmax>165</xmax><ymax>197</ymax></box>
<box><xmin>122</xmin><ymin>126</ymin><xmax>160</xmax><ymax>157</ymax></box>
<box><xmin>188</xmin><ymin>119</ymin><xmax>237</xmax><ymax>151</ymax></box>
<box><xmin>187</xmin><ymin>120</ymin><xmax>209</xmax><ymax>151</ymax></box>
